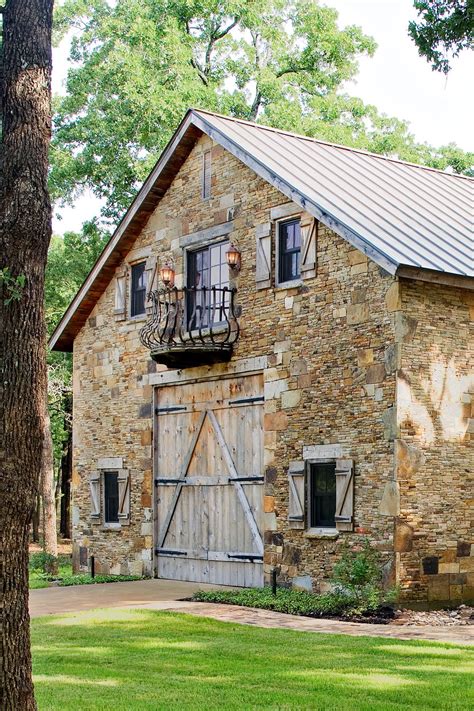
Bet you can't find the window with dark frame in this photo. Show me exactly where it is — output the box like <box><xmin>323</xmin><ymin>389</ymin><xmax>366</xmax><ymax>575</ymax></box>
<box><xmin>309</xmin><ymin>462</ymin><xmax>336</xmax><ymax>528</ymax></box>
<box><xmin>278</xmin><ymin>218</ymin><xmax>301</xmax><ymax>284</ymax></box>
<box><xmin>104</xmin><ymin>471</ymin><xmax>119</xmax><ymax>524</ymax></box>
<box><xmin>130</xmin><ymin>261</ymin><xmax>147</xmax><ymax>317</ymax></box>
<box><xmin>186</xmin><ymin>241</ymin><xmax>229</xmax><ymax>329</ymax></box>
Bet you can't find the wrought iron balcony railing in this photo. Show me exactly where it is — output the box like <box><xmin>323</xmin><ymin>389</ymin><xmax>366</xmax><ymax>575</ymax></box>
<box><xmin>139</xmin><ymin>286</ymin><xmax>240</xmax><ymax>368</ymax></box>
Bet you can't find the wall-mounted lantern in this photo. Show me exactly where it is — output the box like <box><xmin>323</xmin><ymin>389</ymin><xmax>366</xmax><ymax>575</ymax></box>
<box><xmin>226</xmin><ymin>243</ymin><xmax>241</xmax><ymax>272</ymax></box>
<box><xmin>160</xmin><ymin>263</ymin><xmax>175</xmax><ymax>287</ymax></box>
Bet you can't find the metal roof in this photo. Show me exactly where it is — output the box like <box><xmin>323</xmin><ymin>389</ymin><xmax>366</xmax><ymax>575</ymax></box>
<box><xmin>192</xmin><ymin>110</ymin><xmax>473</xmax><ymax>277</ymax></box>
<box><xmin>50</xmin><ymin>108</ymin><xmax>473</xmax><ymax>351</ymax></box>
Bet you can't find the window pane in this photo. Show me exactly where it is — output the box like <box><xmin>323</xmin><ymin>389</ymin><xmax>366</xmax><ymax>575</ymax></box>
<box><xmin>279</xmin><ymin>219</ymin><xmax>301</xmax><ymax>283</ymax></box>
<box><xmin>104</xmin><ymin>472</ymin><xmax>119</xmax><ymax>523</ymax></box>
<box><xmin>310</xmin><ymin>463</ymin><xmax>336</xmax><ymax>528</ymax></box>
<box><xmin>131</xmin><ymin>262</ymin><xmax>146</xmax><ymax>316</ymax></box>
<box><xmin>186</xmin><ymin>241</ymin><xmax>229</xmax><ymax>328</ymax></box>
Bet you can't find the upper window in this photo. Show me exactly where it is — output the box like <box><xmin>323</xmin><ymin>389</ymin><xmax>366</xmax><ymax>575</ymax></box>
<box><xmin>278</xmin><ymin>218</ymin><xmax>301</xmax><ymax>284</ymax></box>
<box><xmin>130</xmin><ymin>261</ymin><xmax>147</xmax><ymax>317</ymax></box>
<box><xmin>309</xmin><ymin>462</ymin><xmax>336</xmax><ymax>529</ymax></box>
<box><xmin>187</xmin><ymin>241</ymin><xmax>229</xmax><ymax>328</ymax></box>
<box><xmin>202</xmin><ymin>150</ymin><xmax>211</xmax><ymax>200</ymax></box>
<box><xmin>104</xmin><ymin>471</ymin><xmax>119</xmax><ymax>524</ymax></box>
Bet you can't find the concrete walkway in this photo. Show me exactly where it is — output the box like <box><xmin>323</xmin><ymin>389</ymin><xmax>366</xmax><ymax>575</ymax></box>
<box><xmin>30</xmin><ymin>580</ymin><xmax>474</xmax><ymax>645</ymax></box>
<box><xmin>29</xmin><ymin>579</ymin><xmax>224</xmax><ymax>618</ymax></box>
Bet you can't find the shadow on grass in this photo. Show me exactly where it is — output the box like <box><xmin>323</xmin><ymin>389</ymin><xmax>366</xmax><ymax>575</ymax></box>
<box><xmin>32</xmin><ymin>609</ymin><xmax>474</xmax><ymax>710</ymax></box>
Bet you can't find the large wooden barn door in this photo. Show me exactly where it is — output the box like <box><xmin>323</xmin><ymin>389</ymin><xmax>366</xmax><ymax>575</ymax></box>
<box><xmin>155</xmin><ymin>373</ymin><xmax>264</xmax><ymax>587</ymax></box>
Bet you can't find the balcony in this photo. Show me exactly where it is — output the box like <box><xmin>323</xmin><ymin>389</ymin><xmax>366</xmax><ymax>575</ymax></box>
<box><xmin>139</xmin><ymin>286</ymin><xmax>240</xmax><ymax>368</ymax></box>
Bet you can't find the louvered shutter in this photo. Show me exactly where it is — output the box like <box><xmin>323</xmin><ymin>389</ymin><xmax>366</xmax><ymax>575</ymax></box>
<box><xmin>335</xmin><ymin>459</ymin><xmax>354</xmax><ymax>531</ymax></box>
<box><xmin>300</xmin><ymin>213</ymin><xmax>317</xmax><ymax>280</ymax></box>
<box><xmin>288</xmin><ymin>460</ymin><xmax>305</xmax><ymax>529</ymax></box>
<box><xmin>89</xmin><ymin>471</ymin><xmax>100</xmax><ymax>521</ymax></box>
<box><xmin>114</xmin><ymin>271</ymin><xmax>127</xmax><ymax>320</ymax></box>
<box><xmin>117</xmin><ymin>469</ymin><xmax>131</xmax><ymax>524</ymax></box>
<box><xmin>256</xmin><ymin>223</ymin><xmax>272</xmax><ymax>289</ymax></box>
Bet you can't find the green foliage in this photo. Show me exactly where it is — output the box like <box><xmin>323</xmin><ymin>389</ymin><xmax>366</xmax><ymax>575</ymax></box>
<box><xmin>0</xmin><ymin>267</ymin><xmax>26</xmax><ymax>304</ymax></box>
<box><xmin>51</xmin><ymin>0</ymin><xmax>473</xmax><ymax>226</ymax></box>
<box><xmin>408</xmin><ymin>0</ymin><xmax>473</xmax><ymax>73</ymax></box>
<box><xmin>45</xmin><ymin>223</ymin><xmax>108</xmax><ymax>464</ymax></box>
<box><xmin>29</xmin><ymin>552</ymin><xmax>142</xmax><ymax>588</ymax></box>
<box><xmin>58</xmin><ymin>574</ymin><xmax>143</xmax><ymax>586</ymax></box>
<box><xmin>29</xmin><ymin>551</ymin><xmax>61</xmax><ymax>573</ymax></box>
<box><xmin>29</xmin><ymin>553</ymin><xmax>73</xmax><ymax>588</ymax></box>
<box><xmin>193</xmin><ymin>586</ymin><xmax>364</xmax><ymax>616</ymax></box>
<box><xmin>194</xmin><ymin>539</ymin><xmax>395</xmax><ymax>617</ymax></box>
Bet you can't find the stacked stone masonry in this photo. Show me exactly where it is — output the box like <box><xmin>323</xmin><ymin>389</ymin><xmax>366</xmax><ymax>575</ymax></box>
<box><xmin>71</xmin><ymin>134</ymin><xmax>473</xmax><ymax>603</ymax></box>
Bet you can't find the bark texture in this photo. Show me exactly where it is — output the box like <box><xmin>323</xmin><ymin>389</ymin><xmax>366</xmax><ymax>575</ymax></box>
<box><xmin>0</xmin><ymin>1</ymin><xmax>54</xmax><ymax>708</ymax></box>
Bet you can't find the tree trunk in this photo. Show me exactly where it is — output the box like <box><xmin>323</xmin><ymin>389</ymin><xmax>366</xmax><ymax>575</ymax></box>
<box><xmin>59</xmin><ymin>394</ymin><xmax>72</xmax><ymax>539</ymax></box>
<box><xmin>31</xmin><ymin>495</ymin><xmax>40</xmax><ymax>543</ymax></box>
<box><xmin>41</xmin><ymin>411</ymin><xmax>58</xmax><ymax>574</ymax></box>
<box><xmin>0</xmin><ymin>1</ymin><xmax>54</xmax><ymax>709</ymax></box>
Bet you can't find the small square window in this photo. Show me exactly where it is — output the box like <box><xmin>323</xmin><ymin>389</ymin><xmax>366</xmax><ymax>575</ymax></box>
<box><xmin>309</xmin><ymin>462</ymin><xmax>336</xmax><ymax>528</ymax></box>
<box><xmin>130</xmin><ymin>262</ymin><xmax>146</xmax><ymax>317</ymax></box>
<box><xmin>104</xmin><ymin>471</ymin><xmax>119</xmax><ymax>524</ymax></box>
<box><xmin>278</xmin><ymin>218</ymin><xmax>301</xmax><ymax>284</ymax></box>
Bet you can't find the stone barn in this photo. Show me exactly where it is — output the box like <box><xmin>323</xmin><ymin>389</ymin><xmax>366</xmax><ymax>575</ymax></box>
<box><xmin>50</xmin><ymin>109</ymin><xmax>474</xmax><ymax>604</ymax></box>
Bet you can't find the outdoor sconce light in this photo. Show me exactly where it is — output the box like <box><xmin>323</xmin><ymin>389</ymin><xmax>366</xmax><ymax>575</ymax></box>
<box><xmin>160</xmin><ymin>263</ymin><xmax>175</xmax><ymax>287</ymax></box>
<box><xmin>226</xmin><ymin>243</ymin><xmax>241</xmax><ymax>271</ymax></box>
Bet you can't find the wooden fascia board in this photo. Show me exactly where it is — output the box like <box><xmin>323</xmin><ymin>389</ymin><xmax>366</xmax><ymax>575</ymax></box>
<box><xmin>49</xmin><ymin>111</ymin><xmax>199</xmax><ymax>351</ymax></box>
<box><xmin>397</xmin><ymin>265</ymin><xmax>474</xmax><ymax>290</ymax></box>
<box><xmin>191</xmin><ymin>112</ymin><xmax>399</xmax><ymax>276</ymax></box>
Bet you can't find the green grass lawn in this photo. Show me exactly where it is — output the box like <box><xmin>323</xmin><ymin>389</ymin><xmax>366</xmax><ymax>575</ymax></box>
<box><xmin>32</xmin><ymin>609</ymin><xmax>473</xmax><ymax>710</ymax></box>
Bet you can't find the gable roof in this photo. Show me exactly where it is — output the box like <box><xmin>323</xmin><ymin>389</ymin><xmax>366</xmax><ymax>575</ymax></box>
<box><xmin>50</xmin><ymin>108</ymin><xmax>474</xmax><ymax>351</ymax></box>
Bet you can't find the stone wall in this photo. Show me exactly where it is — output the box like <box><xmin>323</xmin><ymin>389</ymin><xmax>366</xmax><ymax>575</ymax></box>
<box><xmin>394</xmin><ymin>280</ymin><xmax>474</xmax><ymax>603</ymax></box>
<box><xmin>71</xmin><ymin>133</ymin><xmax>472</xmax><ymax>602</ymax></box>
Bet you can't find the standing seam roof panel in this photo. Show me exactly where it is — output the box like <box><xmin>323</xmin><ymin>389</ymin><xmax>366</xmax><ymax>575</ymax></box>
<box><xmin>199</xmin><ymin>112</ymin><xmax>473</xmax><ymax>276</ymax></box>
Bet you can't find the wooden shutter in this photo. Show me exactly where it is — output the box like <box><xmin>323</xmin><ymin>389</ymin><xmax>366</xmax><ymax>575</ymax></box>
<box><xmin>300</xmin><ymin>213</ymin><xmax>317</xmax><ymax>280</ymax></box>
<box><xmin>335</xmin><ymin>459</ymin><xmax>354</xmax><ymax>531</ymax></box>
<box><xmin>89</xmin><ymin>471</ymin><xmax>100</xmax><ymax>521</ymax></box>
<box><xmin>288</xmin><ymin>460</ymin><xmax>305</xmax><ymax>529</ymax></box>
<box><xmin>114</xmin><ymin>272</ymin><xmax>127</xmax><ymax>320</ymax></box>
<box><xmin>117</xmin><ymin>469</ymin><xmax>131</xmax><ymax>524</ymax></box>
<box><xmin>256</xmin><ymin>223</ymin><xmax>272</xmax><ymax>289</ymax></box>
<box><xmin>144</xmin><ymin>256</ymin><xmax>157</xmax><ymax>312</ymax></box>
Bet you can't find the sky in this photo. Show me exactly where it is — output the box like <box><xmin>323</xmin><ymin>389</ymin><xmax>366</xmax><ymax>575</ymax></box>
<box><xmin>52</xmin><ymin>0</ymin><xmax>474</xmax><ymax>235</ymax></box>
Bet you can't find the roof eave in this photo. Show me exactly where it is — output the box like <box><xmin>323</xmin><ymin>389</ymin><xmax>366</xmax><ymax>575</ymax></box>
<box><xmin>49</xmin><ymin>110</ymin><xmax>202</xmax><ymax>351</ymax></box>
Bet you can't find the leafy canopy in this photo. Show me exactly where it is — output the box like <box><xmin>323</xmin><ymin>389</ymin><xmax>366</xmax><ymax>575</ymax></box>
<box><xmin>408</xmin><ymin>0</ymin><xmax>474</xmax><ymax>73</ymax></box>
<box><xmin>52</xmin><ymin>0</ymin><xmax>473</xmax><ymax>226</ymax></box>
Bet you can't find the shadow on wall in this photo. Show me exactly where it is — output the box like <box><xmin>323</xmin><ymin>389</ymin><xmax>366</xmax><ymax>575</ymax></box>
<box><xmin>397</xmin><ymin>348</ymin><xmax>473</xmax><ymax>445</ymax></box>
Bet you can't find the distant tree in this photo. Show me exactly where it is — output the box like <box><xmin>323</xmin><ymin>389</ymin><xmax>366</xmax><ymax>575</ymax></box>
<box><xmin>52</xmin><ymin>0</ymin><xmax>473</xmax><ymax>227</ymax></box>
<box><xmin>408</xmin><ymin>0</ymin><xmax>474</xmax><ymax>72</ymax></box>
<box><xmin>0</xmin><ymin>0</ymin><xmax>54</xmax><ymax>708</ymax></box>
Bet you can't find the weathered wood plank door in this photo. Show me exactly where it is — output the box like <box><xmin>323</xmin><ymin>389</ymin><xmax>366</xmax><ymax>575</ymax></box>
<box><xmin>155</xmin><ymin>373</ymin><xmax>264</xmax><ymax>586</ymax></box>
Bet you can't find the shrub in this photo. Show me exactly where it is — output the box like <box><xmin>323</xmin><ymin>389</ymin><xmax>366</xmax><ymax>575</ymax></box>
<box><xmin>193</xmin><ymin>539</ymin><xmax>396</xmax><ymax>619</ymax></box>
<box><xmin>330</xmin><ymin>539</ymin><xmax>394</xmax><ymax>614</ymax></box>
<box><xmin>58</xmin><ymin>574</ymin><xmax>142</xmax><ymax>587</ymax></box>
<box><xmin>29</xmin><ymin>551</ymin><xmax>58</xmax><ymax>574</ymax></box>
